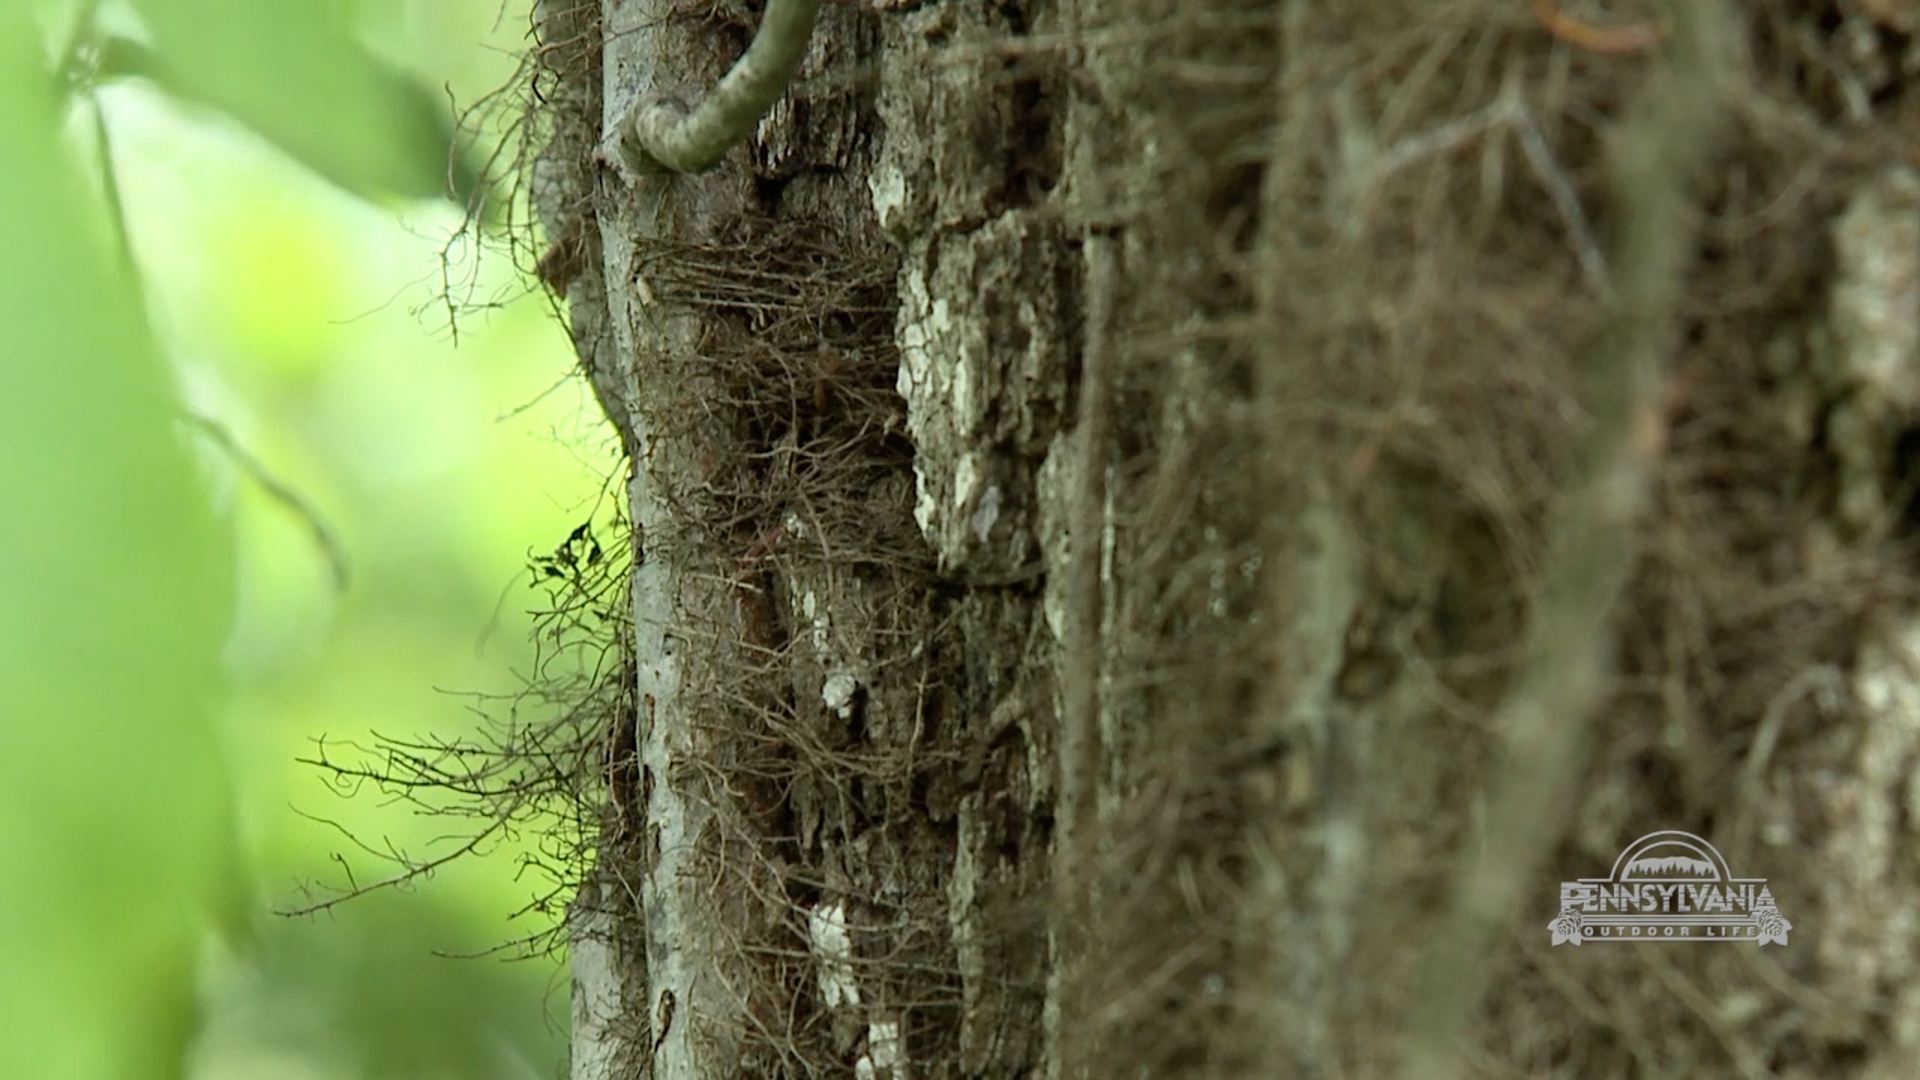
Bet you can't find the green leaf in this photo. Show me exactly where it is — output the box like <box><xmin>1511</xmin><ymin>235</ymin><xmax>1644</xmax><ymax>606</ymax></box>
<box><xmin>0</xmin><ymin>6</ymin><xmax>238</xmax><ymax>1079</ymax></box>
<box><xmin>120</xmin><ymin>0</ymin><xmax>478</xmax><ymax>203</ymax></box>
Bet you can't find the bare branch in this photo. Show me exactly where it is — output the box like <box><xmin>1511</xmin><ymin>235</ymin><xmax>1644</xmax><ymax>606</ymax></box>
<box><xmin>1398</xmin><ymin>4</ymin><xmax>1740</xmax><ymax>1078</ymax></box>
<box><xmin>615</xmin><ymin>0</ymin><xmax>821</xmax><ymax>175</ymax></box>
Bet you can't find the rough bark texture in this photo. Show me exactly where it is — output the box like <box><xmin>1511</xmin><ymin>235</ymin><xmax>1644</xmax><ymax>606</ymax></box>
<box><xmin>536</xmin><ymin>0</ymin><xmax>1920</xmax><ymax>1077</ymax></box>
<box><xmin>543</xmin><ymin>1</ymin><xmax>1064</xmax><ymax>1076</ymax></box>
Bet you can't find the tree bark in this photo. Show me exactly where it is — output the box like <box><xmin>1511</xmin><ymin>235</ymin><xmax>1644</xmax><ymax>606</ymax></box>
<box><xmin>540</xmin><ymin>1</ymin><xmax>1920</xmax><ymax>1077</ymax></box>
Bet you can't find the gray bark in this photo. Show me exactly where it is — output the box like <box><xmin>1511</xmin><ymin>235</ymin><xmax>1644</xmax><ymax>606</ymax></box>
<box><xmin>535</xmin><ymin>1</ymin><xmax>1920</xmax><ymax>1077</ymax></box>
<box><xmin>542</xmin><ymin>1</ymin><xmax>1065</xmax><ymax>1076</ymax></box>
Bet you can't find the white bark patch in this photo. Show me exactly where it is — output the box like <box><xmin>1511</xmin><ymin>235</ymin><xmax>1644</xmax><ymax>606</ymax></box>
<box><xmin>856</xmin><ymin>1018</ymin><xmax>908</xmax><ymax>1080</ymax></box>
<box><xmin>969</xmin><ymin>483</ymin><xmax>1002</xmax><ymax>543</ymax></box>
<box><xmin>1825</xmin><ymin>168</ymin><xmax>1920</xmax><ymax>535</ymax></box>
<box><xmin>1833</xmin><ymin>168</ymin><xmax>1920</xmax><ymax>408</ymax></box>
<box><xmin>894</xmin><ymin>215</ymin><xmax>1068</xmax><ymax>571</ymax></box>
<box><xmin>802</xmin><ymin>589</ymin><xmax>830</xmax><ymax>654</ymax></box>
<box><xmin>870</xmin><ymin>5</ymin><xmax>1006</xmax><ymax>236</ymax></box>
<box><xmin>1820</xmin><ymin>616</ymin><xmax>1920</xmax><ymax>1008</ymax></box>
<box><xmin>951</xmin><ymin>347</ymin><xmax>976</xmax><ymax>438</ymax></box>
<box><xmin>809</xmin><ymin>901</ymin><xmax>862</xmax><ymax>1009</ymax></box>
<box><xmin>1036</xmin><ymin>431</ymin><xmax>1077</xmax><ymax>643</ymax></box>
<box><xmin>869</xmin><ymin>161</ymin><xmax>909</xmax><ymax>233</ymax></box>
<box><xmin>952</xmin><ymin>451</ymin><xmax>982</xmax><ymax>511</ymax></box>
<box><xmin>567</xmin><ymin>888</ymin><xmax>624</xmax><ymax>1080</ymax></box>
<box><xmin>824</xmin><ymin>671</ymin><xmax>860</xmax><ymax>718</ymax></box>
<box><xmin>896</xmin><ymin>266</ymin><xmax>953</xmax><ymax>402</ymax></box>
<box><xmin>898</xmin><ymin>264</ymin><xmax>965</xmax><ymax>544</ymax></box>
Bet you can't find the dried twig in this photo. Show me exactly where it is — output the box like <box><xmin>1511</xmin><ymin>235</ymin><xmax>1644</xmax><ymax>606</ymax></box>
<box><xmin>180</xmin><ymin>410</ymin><xmax>351</xmax><ymax>591</ymax></box>
<box><xmin>1365</xmin><ymin>81</ymin><xmax>1611</xmax><ymax>299</ymax></box>
<box><xmin>1397</xmin><ymin>3</ymin><xmax>1738</xmax><ymax>1077</ymax></box>
<box><xmin>1059</xmin><ymin>232</ymin><xmax>1119</xmax><ymax>897</ymax></box>
<box><xmin>1527</xmin><ymin>0</ymin><xmax>1666</xmax><ymax>57</ymax></box>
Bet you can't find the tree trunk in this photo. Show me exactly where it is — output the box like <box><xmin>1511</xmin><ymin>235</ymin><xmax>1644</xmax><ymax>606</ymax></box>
<box><xmin>541</xmin><ymin>1</ymin><xmax>1920</xmax><ymax>1077</ymax></box>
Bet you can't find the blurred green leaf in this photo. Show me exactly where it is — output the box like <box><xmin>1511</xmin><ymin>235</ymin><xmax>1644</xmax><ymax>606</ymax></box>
<box><xmin>206</xmin><ymin>895</ymin><xmax>564</xmax><ymax>1080</ymax></box>
<box><xmin>120</xmin><ymin>0</ymin><xmax>480</xmax><ymax>204</ymax></box>
<box><xmin>0</xmin><ymin>4</ymin><xmax>238</xmax><ymax>1078</ymax></box>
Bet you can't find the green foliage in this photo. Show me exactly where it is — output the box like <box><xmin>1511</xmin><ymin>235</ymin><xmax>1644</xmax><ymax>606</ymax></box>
<box><xmin>203</xmin><ymin>895</ymin><xmax>565</xmax><ymax>1080</ymax></box>
<box><xmin>105</xmin><ymin>0</ymin><xmax>482</xmax><ymax>204</ymax></box>
<box><xmin>0</xmin><ymin>4</ymin><xmax>238</xmax><ymax>1078</ymax></box>
<box><xmin>0</xmin><ymin>1</ymin><xmax>572</xmax><ymax>1075</ymax></box>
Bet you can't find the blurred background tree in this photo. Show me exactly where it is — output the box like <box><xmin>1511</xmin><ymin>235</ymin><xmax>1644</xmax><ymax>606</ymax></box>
<box><xmin>3</xmin><ymin>1</ymin><xmax>597</xmax><ymax>1077</ymax></box>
